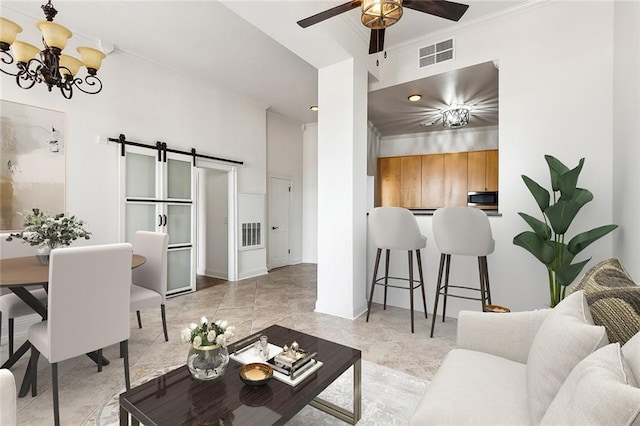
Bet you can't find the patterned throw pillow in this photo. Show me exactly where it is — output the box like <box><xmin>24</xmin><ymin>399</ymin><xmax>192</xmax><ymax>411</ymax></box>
<box><xmin>571</xmin><ymin>258</ymin><xmax>640</xmax><ymax>345</ymax></box>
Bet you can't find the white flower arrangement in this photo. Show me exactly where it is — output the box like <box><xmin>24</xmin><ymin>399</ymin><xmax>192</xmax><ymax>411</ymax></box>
<box><xmin>181</xmin><ymin>317</ymin><xmax>235</xmax><ymax>348</ymax></box>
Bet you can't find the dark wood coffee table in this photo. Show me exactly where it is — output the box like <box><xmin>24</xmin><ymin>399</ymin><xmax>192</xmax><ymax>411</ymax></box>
<box><xmin>119</xmin><ymin>324</ymin><xmax>362</xmax><ymax>425</ymax></box>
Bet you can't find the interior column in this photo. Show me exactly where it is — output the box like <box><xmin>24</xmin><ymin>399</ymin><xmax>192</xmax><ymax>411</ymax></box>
<box><xmin>315</xmin><ymin>58</ymin><xmax>369</xmax><ymax>319</ymax></box>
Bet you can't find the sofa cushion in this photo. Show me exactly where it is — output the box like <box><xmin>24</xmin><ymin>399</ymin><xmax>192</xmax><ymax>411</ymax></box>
<box><xmin>571</xmin><ymin>258</ymin><xmax>640</xmax><ymax>345</ymax></box>
<box><xmin>409</xmin><ymin>349</ymin><xmax>530</xmax><ymax>426</ymax></box>
<box><xmin>540</xmin><ymin>343</ymin><xmax>640</xmax><ymax>425</ymax></box>
<box><xmin>526</xmin><ymin>291</ymin><xmax>608</xmax><ymax>424</ymax></box>
<box><xmin>622</xmin><ymin>331</ymin><xmax>640</xmax><ymax>385</ymax></box>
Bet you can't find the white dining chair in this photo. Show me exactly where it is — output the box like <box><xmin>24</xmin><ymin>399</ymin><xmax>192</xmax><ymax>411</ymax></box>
<box><xmin>0</xmin><ymin>234</ymin><xmax>49</xmax><ymax>356</ymax></box>
<box><xmin>27</xmin><ymin>243</ymin><xmax>132</xmax><ymax>426</ymax></box>
<box><xmin>130</xmin><ymin>231</ymin><xmax>169</xmax><ymax>341</ymax></box>
<box><xmin>0</xmin><ymin>368</ymin><xmax>17</xmax><ymax>426</ymax></box>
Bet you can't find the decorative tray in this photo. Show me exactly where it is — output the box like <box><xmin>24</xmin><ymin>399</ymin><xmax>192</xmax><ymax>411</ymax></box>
<box><xmin>230</xmin><ymin>342</ymin><xmax>322</xmax><ymax>387</ymax></box>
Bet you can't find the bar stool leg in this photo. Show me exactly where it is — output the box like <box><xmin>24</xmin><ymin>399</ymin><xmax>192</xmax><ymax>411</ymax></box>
<box><xmin>408</xmin><ymin>250</ymin><xmax>415</xmax><ymax>333</ymax></box>
<box><xmin>482</xmin><ymin>256</ymin><xmax>492</xmax><ymax>305</ymax></box>
<box><xmin>366</xmin><ymin>249</ymin><xmax>382</xmax><ymax>322</ymax></box>
<box><xmin>383</xmin><ymin>249</ymin><xmax>390</xmax><ymax>310</ymax></box>
<box><xmin>442</xmin><ymin>254</ymin><xmax>451</xmax><ymax>322</ymax></box>
<box><xmin>477</xmin><ymin>256</ymin><xmax>487</xmax><ymax>308</ymax></box>
<box><xmin>416</xmin><ymin>249</ymin><xmax>428</xmax><ymax>319</ymax></box>
<box><xmin>430</xmin><ymin>254</ymin><xmax>446</xmax><ymax>337</ymax></box>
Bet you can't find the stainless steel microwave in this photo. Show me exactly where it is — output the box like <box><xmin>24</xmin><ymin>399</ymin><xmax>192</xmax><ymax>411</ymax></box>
<box><xmin>467</xmin><ymin>191</ymin><xmax>498</xmax><ymax>208</ymax></box>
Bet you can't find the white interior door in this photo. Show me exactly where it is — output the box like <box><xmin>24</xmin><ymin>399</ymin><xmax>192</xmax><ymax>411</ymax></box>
<box><xmin>269</xmin><ymin>176</ymin><xmax>291</xmax><ymax>270</ymax></box>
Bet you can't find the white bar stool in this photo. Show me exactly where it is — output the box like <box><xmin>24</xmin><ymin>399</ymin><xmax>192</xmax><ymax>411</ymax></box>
<box><xmin>430</xmin><ymin>206</ymin><xmax>495</xmax><ymax>337</ymax></box>
<box><xmin>366</xmin><ymin>207</ymin><xmax>428</xmax><ymax>333</ymax></box>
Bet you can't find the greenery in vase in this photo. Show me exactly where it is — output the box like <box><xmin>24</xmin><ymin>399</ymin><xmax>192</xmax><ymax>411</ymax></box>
<box><xmin>181</xmin><ymin>317</ymin><xmax>235</xmax><ymax>348</ymax></box>
<box><xmin>5</xmin><ymin>208</ymin><xmax>91</xmax><ymax>248</ymax></box>
<box><xmin>513</xmin><ymin>155</ymin><xmax>617</xmax><ymax>307</ymax></box>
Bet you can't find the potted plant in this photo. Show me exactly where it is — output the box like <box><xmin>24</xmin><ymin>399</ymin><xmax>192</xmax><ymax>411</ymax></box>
<box><xmin>6</xmin><ymin>208</ymin><xmax>91</xmax><ymax>264</ymax></box>
<box><xmin>513</xmin><ymin>155</ymin><xmax>617</xmax><ymax>307</ymax></box>
<box><xmin>181</xmin><ymin>317</ymin><xmax>235</xmax><ymax>381</ymax></box>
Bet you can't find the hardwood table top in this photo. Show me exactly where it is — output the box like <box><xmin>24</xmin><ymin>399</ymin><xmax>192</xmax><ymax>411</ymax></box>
<box><xmin>0</xmin><ymin>254</ymin><xmax>146</xmax><ymax>287</ymax></box>
<box><xmin>119</xmin><ymin>324</ymin><xmax>362</xmax><ymax>426</ymax></box>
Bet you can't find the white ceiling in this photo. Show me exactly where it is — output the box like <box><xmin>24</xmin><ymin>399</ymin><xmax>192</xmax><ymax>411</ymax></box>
<box><xmin>2</xmin><ymin>1</ymin><xmax>526</xmax><ymax>126</ymax></box>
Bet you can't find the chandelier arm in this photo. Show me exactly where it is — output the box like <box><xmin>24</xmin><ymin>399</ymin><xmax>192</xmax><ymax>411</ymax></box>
<box><xmin>59</xmin><ymin>82</ymin><xmax>73</xmax><ymax>99</ymax></box>
<box><xmin>72</xmin><ymin>74</ymin><xmax>103</xmax><ymax>95</ymax></box>
<box><xmin>0</xmin><ymin>51</ymin><xmax>21</xmax><ymax>76</ymax></box>
<box><xmin>14</xmin><ymin>62</ymin><xmax>41</xmax><ymax>90</ymax></box>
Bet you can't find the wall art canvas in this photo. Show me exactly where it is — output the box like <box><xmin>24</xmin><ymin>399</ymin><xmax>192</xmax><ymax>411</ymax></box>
<box><xmin>0</xmin><ymin>100</ymin><xmax>65</xmax><ymax>231</ymax></box>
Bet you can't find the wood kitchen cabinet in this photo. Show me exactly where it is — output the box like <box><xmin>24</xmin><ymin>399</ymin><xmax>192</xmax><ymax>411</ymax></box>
<box><xmin>400</xmin><ymin>156</ymin><xmax>422</xmax><ymax>208</ymax></box>
<box><xmin>468</xmin><ymin>150</ymin><xmax>499</xmax><ymax>192</ymax></box>
<box><xmin>376</xmin><ymin>149</ymin><xmax>498</xmax><ymax>209</ymax></box>
<box><xmin>377</xmin><ymin>157</ymin><xmax>400</xmax><ymax>207</ymax></box>
<box><xmin>421</xmin><ymin>154</ymin><xmax>444</xmax><ymax>208</ymax></box>
<box><xmin>444</xmin><ymin>152</ymin><xmax>468</xmax><ymax>207</ymax></box>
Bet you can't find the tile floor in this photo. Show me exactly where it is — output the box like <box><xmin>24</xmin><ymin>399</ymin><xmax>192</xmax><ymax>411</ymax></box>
<box><xmin>2</xmin><ymin>263</ymin><xmax>457</xmax><ymax>425</ymax></box>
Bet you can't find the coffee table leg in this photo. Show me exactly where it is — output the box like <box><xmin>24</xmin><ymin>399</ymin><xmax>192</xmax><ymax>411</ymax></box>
<box><xmin>310</xmin><ymin>358</ymin><xmax>362</xmax><ymax>424</ymax></box>
<box><xmin>119</xmin><ymin>406</ymin><xmax>140</xmax><ymax>426</ymax></box>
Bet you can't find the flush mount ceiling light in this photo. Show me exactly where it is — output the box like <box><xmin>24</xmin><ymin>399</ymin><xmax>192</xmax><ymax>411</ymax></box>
<box><xmin>442</xmin><ymin>105</ymin><xmax>471</xmax><ymax>128</ymax></box>
<box><xmin>407</xmin><ymin>94</ymin><xmax>421</xmax><ymax>102</ymax></box>
<box><xmin>0</xmin><ymin>1</ymin><xmax>106</xmax><ymax>99</ymax></box>
<box><xmin>310</xmin><ymin>105</ymin><xmax>319</xmax><ymax>112</ymax></box>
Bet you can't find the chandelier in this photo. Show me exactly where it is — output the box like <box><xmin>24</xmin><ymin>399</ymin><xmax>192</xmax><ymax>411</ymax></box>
<box><xmin>0</xmin><ymin>1</ymin><xmax>106</xmax><ymax>99</ymax></box>
<box><xmin>361</xmin><ymin>0</ymin><xmax>403</xmax><ymax>29</ymax></box>
<box><xmin>442</xmin><ymin>105</ymin><xmax>471</xmax><ymax>128</ymax></box>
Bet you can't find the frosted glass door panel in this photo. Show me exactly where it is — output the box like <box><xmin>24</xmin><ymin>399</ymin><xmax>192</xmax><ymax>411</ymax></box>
<box><xmin>167</xmin><ymin>159</ymin><xmax>191</xmax><ymax>199</ymax></box>
<box><xmin>167</xmin><ymin>204</ymin><xmax>191</xmax><ymax>245</ymax></box>
<box><xmin>125</xmin><ymin>203</ymin><xmax>156</xmax><ymax>243</ymax></box>
<box><xmin>126</xmin><ymin>153</ymin><xmax>156</xmax><ymax>198</ymax></box>
<box><xmin>167</xmin><ymin>248</ymin><xmax>191</xmax><ymax>293</ymax></box>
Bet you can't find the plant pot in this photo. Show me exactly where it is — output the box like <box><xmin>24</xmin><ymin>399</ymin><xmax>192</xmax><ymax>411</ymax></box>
<box><xmin>187</xmin><ymin>344</ymin><xmax>229</xmax><ymax>381</ymax></box>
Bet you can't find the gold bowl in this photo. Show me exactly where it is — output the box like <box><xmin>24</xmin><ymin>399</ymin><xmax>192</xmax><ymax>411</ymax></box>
<box><xmin>239</xmin><ymin>363</ymin><xmax>273</xmax><ymax>386</ymax></box>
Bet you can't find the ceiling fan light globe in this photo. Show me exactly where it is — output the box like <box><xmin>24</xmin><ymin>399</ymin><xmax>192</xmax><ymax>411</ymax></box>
<box><xmin>361</xmin><ymin>0</ymin><xmax>403</xmax><ymax>29</ymax></box>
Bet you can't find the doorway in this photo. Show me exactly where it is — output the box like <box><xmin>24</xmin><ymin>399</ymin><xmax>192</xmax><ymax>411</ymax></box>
<box><xmin>196</xmin><ymin>162</ymin><xmax>238</xmax><ymax>282</ymax></box>
<box><xmin>268</xmin><ymin>176</ymin><xmax>291</xmax><ymax>270</ymax></box>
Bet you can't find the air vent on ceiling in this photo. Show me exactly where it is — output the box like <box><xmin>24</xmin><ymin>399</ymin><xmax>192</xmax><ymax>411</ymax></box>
<box><xmin>419</xmin><ymin>38</ymin><xmax>454</xmax><ymax>68</ymax></box>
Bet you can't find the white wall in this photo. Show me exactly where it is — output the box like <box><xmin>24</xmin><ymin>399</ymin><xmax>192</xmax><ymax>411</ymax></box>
<box><xmin>0</xmin><ymin>9</ymin><xmax>269</xmax><ymax>280</ymax></box>
<box><xmin>379</xmin><ymin>125</ymin><xmax>498</xmax><ymax>157</ymax></box>
<box><xmin>612</xmin><ymin>0</ymin><xmax>640</xmax><ymax>278</ymax></box>
<box><xmin>302</xmin><ymin>123</ymin><xmax>318</xmax><ymax>263</ymax></box>
<box><xmin>266</xmin><ymin>110</ymin><xmax>304</xmax><ymax>266</ymax></box>
<box><xmin>367</xmin><ymin>1</ymin><xmax>617</xmax><ymax>316</ymax></box>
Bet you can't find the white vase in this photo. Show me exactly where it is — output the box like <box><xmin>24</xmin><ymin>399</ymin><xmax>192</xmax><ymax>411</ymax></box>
<box><xmin>35</xmin><ymin>245</ymin><xmax>53</xmax><ymax>265</ymax></box>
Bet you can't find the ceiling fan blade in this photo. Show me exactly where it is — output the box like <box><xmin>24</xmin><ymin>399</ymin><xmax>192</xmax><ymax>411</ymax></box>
<box><xmin>369</xmin><ymin>28</ymin><xmax>386</xmax><ymax>54</ymax></box>
<box><xmin>403</xmin><ymin>0</ymin><xmax>469</xmax><ymax>22</ymax></box>
<box><xmin>297</xmin><ymin>1</ymin><xmax>362</xmax><ymax>28</ymax></box>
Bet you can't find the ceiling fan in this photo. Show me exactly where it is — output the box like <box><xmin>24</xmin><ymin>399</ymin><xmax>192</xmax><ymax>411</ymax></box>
<box><xmin>297</xmin><ymin>0</ymin><xmax>469</xmax><ymax>55</ymax></box>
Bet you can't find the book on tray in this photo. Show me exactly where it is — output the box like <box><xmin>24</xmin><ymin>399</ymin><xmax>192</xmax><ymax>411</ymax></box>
<box><xmin>267</xmin><ymin>348</ymin><xmax>317</xmax><ymax>379</ymax></box>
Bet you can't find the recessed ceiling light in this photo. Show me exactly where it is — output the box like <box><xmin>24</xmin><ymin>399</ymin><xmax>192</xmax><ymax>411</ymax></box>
<box><xmin>408</xmin><ymin>94</ymin><xmax>422</xmax><ymax>102</ymax></box>
<box><xmin>310</xmin><ymin>105</ymin><xmax>319</xmax><ymax>112</ymax></box>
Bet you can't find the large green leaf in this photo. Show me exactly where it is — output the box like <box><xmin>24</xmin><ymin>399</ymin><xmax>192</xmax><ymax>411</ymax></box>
<box><xmin>561</xmin><ymin>188</ymin><xmax>593</xmax><ymax>207</ymax></box>
<box><xmin>545</xmin><ymin>200</ymin><xmax>582</xmax><ymax>235</ymax></box>
<box><xmin>522</xmin><ymin>175</ymin><xmax>550</xmax><ymax>211</ymax></box>
<box><xmin>513</xmin><ymin>231</ymin><xmax>555</xmax><ymax>265</ymax></box>
<box><xmin>557</xmin><ymin>158</ymin><xmax>584</xmax><ymax>198</ymax></box>
<box><xmin>549</xmin><ymin>242</ymin><xmax>574</xmax><ymax>272</ymax></box>
<box><xmin>545</xmin><ymin>155</ymin><xmax>569</xmax><ymax>192</ymax></box>
<box><xmin>517</xmin><ymin>212</ymin><xmax>551</xmax><ymax>240</ymax></box>
<box><xmin>568</xmin><ymin>224</ymin><xmax>619</xmax><ymax>255</ymax></box>
<box><xmin>556</xmin><ymin>258</ymin><xmax>591</xmax><ymax>286</ymax></box>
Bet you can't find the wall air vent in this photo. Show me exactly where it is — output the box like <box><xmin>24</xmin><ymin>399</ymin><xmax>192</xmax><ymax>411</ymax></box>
<box><xmin>241</xmin><ymin>222</ymin><xmax>262</xmax><ymax>248</ymax></box>
<box><xmin>419</xmin><ymin>38</ymin><xmax>454</xmax><ymax>68</ymax></box>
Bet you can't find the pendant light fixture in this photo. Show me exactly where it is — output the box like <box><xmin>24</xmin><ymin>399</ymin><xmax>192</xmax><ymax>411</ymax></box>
<box><xmin>442</xmin><ymin>105</ymin><xmax>471</xmax><ymax>128</ymax></box>
<box><xmin>0</xmin><ymin>1</ymin><xmax>106</xmax><ymax>99</ymax></box>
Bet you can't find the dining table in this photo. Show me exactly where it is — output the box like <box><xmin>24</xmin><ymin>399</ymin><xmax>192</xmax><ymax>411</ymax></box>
<box><xmin>0</xmin><ymin>253</ymin><xmax>146</xmax><ymax>397</ymax></box>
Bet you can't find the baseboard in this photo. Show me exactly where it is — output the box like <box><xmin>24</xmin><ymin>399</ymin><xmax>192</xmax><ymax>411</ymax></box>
<box><xmin>238</xmin><ymin>267</ymin><xmax>268</xmax><ymax>281</ymax></box>
<box><xmin>203</xmin><ymin>268</ymin><xmax>228</xmax><ymax>280</ymax></box>
<box><xmin>0</xmin><ymin>313</ymin><xmax>40</xmax><ymax>345</ymax></box>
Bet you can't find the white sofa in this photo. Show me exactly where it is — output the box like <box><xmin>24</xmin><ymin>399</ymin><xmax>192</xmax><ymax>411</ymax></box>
<box><xmin>410</xmin><ymin>291</ymin><xmax>640</xmax><ymax>425</ymax></box>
